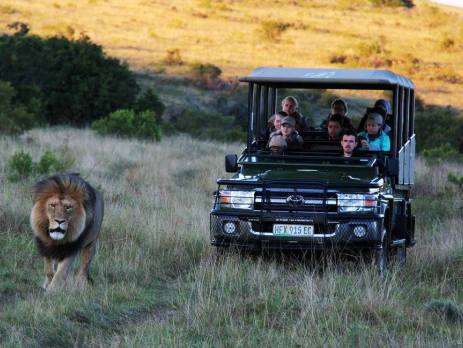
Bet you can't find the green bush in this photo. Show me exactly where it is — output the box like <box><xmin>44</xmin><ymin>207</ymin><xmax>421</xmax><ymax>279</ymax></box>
<box><xmin>35</xmin><ymin>150</ymin><xmax>75</xmax><ymax>175</ymax></box>
<box><xmin>0</xmin><ymin>34</ymin><xmax>139</xmax><ymax>125</ymax></box>
<box><xmin>0</xmin><ymin>80</ymin><xmax>39</xmax><ymax>134</ymax></box>
<box><xmin>135</xmin><ymin>88</ymin><xmax>165</xmax><ymax>123</ymax></box>
<box><xmin>422</xmin><ymin>144</ymin><xmax>458</xmax><ymax>162</ymax></box>
<box><xmin>6</xmin><ymin>151</ymin><xmax>34</xmax><ymax>182</ymax></box>
<box><xmin>189</xmin><ymin>62</ymin><xmax>222</xmax><ymax>81</ymax></box>
<box><xmin>414</xmin><ymin>106</ymin><xmax>463</xmax><ymax>153</ymax></box>
<box><xmin>172</xmin><ymin>109</ymin><xmax>246</xmax><ymax>142</ymax></box>
<box><xmin>92</xmin><ymin>109</ymin><xmax>161</xmax><ymax>141</ymax></box>
<box><xmin>257</xmin><ymin>20</ymin><xmax>290</xmax><ymax>42</ymax></box>
<box><xmin>6</xmin><ymin>149</ymin><xmax>75</xmax><ymax>182</ymax></box>
<box><xmin>448</xmin><ymin>172</ymin><xmax>463</xmax><ymax>189</ymax></box>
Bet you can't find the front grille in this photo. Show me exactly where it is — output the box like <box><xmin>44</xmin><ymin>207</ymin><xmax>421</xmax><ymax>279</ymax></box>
<box><xmin>254</xmin><ymin>188</ymin><xmax>337</xmax><ymax>212</ymax></box>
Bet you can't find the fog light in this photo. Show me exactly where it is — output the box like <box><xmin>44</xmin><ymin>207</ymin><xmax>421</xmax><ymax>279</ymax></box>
<box><xmin>223</xmin><ymin>222</ymin><xmax>237</xmax><ymax>234</ymax></box>
<box><xmin>353</xmin><ymin>225</ymin><xmax>367</xmax><ymax>238</ymax></box>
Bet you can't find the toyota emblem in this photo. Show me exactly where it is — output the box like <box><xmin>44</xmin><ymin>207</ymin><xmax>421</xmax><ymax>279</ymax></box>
<box><xmin>286</xmin><ymin>195</ymin><xmax>304</xmax><ymax>206</ymax></box>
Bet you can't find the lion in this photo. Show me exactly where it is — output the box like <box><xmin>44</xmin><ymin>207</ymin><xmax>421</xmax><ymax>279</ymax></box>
<box><xmin>30</xmin><ymin>174</ymin><xmax>104</xmax><ymax>291</ymax></box>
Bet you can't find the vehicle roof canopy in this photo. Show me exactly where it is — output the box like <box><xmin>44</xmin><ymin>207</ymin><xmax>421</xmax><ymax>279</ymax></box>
<box><xmin>239</xmin><ymin>67</ymin><xmax>415</xmax><ymax>89</ymax></box>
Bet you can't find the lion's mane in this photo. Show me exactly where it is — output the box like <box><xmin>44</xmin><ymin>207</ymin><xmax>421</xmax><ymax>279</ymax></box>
<box><xmin>31</xmin><ymin>174</ymin><xmax>99</xmax><ymax>261</ymax></box>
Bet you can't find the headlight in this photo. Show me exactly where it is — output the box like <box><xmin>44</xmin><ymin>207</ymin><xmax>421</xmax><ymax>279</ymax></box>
<box><xmin>219</xmin><ymin>190</ymin><xmax>254</xmax><ymax>209</ymax></box>
<box><xmin>337</xmin><ymin>193</ymin><xmax>377</xmax><ymax>212</ymax></box>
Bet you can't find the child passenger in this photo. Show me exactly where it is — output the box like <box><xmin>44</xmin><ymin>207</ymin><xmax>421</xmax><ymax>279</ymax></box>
<box><xmin>357</xmin><ymin>112</ymin><xmax>390</xmax><ymax>151</ymax></box>
<box><xmin>268</xmin><ymin>116</ymin><xmax>303</xmax><ymax>151</ymax></box>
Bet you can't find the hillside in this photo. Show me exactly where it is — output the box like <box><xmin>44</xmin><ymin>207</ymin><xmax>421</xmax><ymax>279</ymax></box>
<box><xmin>0</xmin><ymin>128</ymin><xmax>462</xmax><ymax>346</ymax></box>
<box><xmin>1</xmin><ymin>0</ymin><xmax>462</xmax><ymax>109</ymax></box>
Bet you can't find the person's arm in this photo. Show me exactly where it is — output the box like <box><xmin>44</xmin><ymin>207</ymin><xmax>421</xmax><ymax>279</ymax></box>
<box><xmin>382</xmin><ymin>133</ymin><xmax>391</xmax><ymax>151</ymax></box>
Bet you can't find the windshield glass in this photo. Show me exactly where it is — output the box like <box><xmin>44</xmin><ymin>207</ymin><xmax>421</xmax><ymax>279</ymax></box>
<box><xmin>252</xmin><ymin>88</ymin><xmax>395</xmax><ymax>156</ymax></box>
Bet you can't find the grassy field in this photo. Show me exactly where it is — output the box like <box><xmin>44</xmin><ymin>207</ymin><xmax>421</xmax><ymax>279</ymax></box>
<box><xmin>0</xmin><ymin>0</ymin><xmax>462</xmax><ymax>109</ymax></box>
<box><xmin>0</xmin><ymin>127</ymin><xmax>462</xmax><ymax>347</ymax></box>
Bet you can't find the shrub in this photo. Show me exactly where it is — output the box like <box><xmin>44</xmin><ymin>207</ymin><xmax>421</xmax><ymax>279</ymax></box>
<box><xmin>425</xmin><ymin>299</ymin><xmax>463</xmax><ymax>324</ymax></box>
<box><xmin>6</xmin><ymin>151</ymin><xmax>34</xmax><ymax>182</ymax></box>
<box><xmin>162</xmin><ymin>48</ymin><xmax>183</xmax><ymax>66</ymax></box>
<box><xmin>0</xmin><ymin>34</ymin><xmax>139</xmax><ymax>125</ymax></box>
<box><xmin>6</xmin><ymin>149</ymin><xmax>75</xmax><ymax>182</ymax></box>
<box><xmin>414</xmin><ymin>106</ymin><xmax>463</xmax><ymax>152</ymax></box>
<box><xmin>35</xmin><ymin>150</ymin><xmax>74</xmax><ymax>175</ymax></box>
<box><xmin>134</xmin><ymin>88</ymin><xmax>165</xmax><ymax>123</ymax></box>
<box><xmin>92</xmin><ymin>109</ymin><xmax>161</xmax><ymax>141</ymax></box>
<box><xmin>422</xmin><ymin>144</ymin><xmax>458</xmax><ymax>164</ymax></box>
<box><xmin>0</xmin><ymin>80</ymin><xmax>39</xmax><ymax>134</ymax></box>
<box><xmin>172</xmin><ymin>109</ymin><xmax>246</xmax><ymax>142</ymax></box>
<box><xmin>189</xmin><ymin>62</ymin><xmax>222</xmax><ymax>82</ymax></box>
<box><xmin>448</xmin><ymin>172</ymin><xmax>463</xmax><ymax>189</ymax></box>
<box><xmin>257</xmin><ymin>20</ymin><xmax>290</xmax><ymax>42</ymax></box>
<box><xmin>369</xmin><ymin>0</ymin><xmax>413</xmax><ymax>7</ymax></box>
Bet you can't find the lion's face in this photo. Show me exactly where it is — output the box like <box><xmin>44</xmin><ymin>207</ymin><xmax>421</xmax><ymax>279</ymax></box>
<box><xmin>45</xmin><ymin>195</ymin><xmax>85</xmax><ymax>240</ymax></box>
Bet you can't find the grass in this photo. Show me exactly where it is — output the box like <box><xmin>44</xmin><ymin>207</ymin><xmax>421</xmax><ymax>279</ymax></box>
<box><xmin>0</xmin><ymin>127</ymin><xmax>462</xmax><ymax>346</ymax></box>
<box><xmin>0</xmin><ymin>0</ymin><xmax>462</xmax><ymax>108</ymax></box>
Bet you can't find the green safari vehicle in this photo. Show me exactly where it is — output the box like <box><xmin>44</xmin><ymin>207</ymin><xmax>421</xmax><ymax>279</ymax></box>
<box><xmin>210</xmin><ymin>67</ymin><xmax>416</xmax><ymax>272</ymax></box>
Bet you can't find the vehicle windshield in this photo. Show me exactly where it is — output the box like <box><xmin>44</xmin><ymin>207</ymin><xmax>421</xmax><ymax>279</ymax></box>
<box><xmin>250</xmin><ymin>88</ymin><xmax>396</xmax><ymax>157</ymax></box>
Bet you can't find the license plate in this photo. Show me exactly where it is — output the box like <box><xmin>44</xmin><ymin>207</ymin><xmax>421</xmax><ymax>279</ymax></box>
<box><xmin>272</xmin><ymin>224</ymin><xmax>314</xmax><ymax>236</ymax></box>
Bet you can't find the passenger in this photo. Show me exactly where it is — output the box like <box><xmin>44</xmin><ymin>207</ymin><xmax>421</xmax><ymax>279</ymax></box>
<box><xmin>268</xmin><ymin>116</ymin><xmax>303</xmax><ymax>151</ymax></box>
<box><xmin>268</xmin><ymin>135</ymin><xmax>287</xmax><ymax>156</ymax></box>
<box><xmin>320</xmin><ymin>98</ymin><xmax>353</xmax><ymax>130</ymax></box>
<box><xmin>357</xmin><ymin>100</ymin><xmax>392</xmax><ymax>134</ymax></box>
<box><xmin>357</xmin><ymin>112</ymin><xmax>391</xmax><ymax>151</ymax></box>
<box><xmin>327</xmin><ymin>114</ymin><xmax>343</xmax><ymax>141</ymax></box>
<box><xmin>280</xmin><ymin>96</ymin><xmax>310</xmax><ymax>132</ymax></box>
<box><xmin>340</xmin><ymin>129</ymin><xmax>357</xmax><ymax>157</ymax></box>
<box><xmin>267</xmin><ymin>111</ymin><xmax>287</xmax><ymax>133</ymax></box>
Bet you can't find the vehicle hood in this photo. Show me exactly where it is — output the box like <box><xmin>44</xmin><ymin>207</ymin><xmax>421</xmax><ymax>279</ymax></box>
<box><xmin>229</xmin><ymin>161</ymin><xmax>382</xmax><ymax>187</ymax></box>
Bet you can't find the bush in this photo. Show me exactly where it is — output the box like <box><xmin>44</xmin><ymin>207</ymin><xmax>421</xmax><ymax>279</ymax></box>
<box><xmin>162</xmin><ymin>48</ymin><xmax>183</xmax><ymax>66</ymax></box>
<box><xmin>0</xmin><ymin>80</ymin><xmax>39</xmax><ymax>134</ymax></box>
<box><xmin>415</xmin><ymin>106</ymin><xmax>463</xmax><ymax>153</ymax></box>
<box><xmin>448</xmin><ymin>172</ymin><xmax>463</xmax><ymax>189</ymax></box>
<box><xmin>6</xmin><ymin>151</ymin><xmax>34</xmax><ymax>182</ymax></box>
<box><xmin>92</xmin><ymin>109</ymin><xmax>161</xmax><ymax>141</ymax></box>
<box><xmin>35</xmin><ymin>150</ymin><xmax>75</xmax><ymax>175</ymax></box>
<box><xmin>257</xmin><ymin>20</ymin><xmax>290</xmax><ymax>42</ymax></box>
<box><xmin>189</xmin><ymin>62</ymin><xmax>222</xmax><ymax>82</ymax></box>
<box><xmin>172</xmin><ymin>109</ymin><xmax>246</xmax><ymax>142</ymax></box>
<box><xmin>369</xmin><ymin>0</ymin><xmax>413</xmax><ymax>7</ymax></box>
<box><xmin>134</xmin><ymin>88</ymin><xmax>165</xmax><ymax>123</ymax></box>
<box><xmin>6</xmin><ymin>149</ymin><xmax>75</xmax><ymax>182</ymax></box>
<box><xmin>425</xmin><ymin>299</ymin><xmax>463</xmax><ymax>324</ymax></box>
<box><xmin>422</xmin><ymin>144</ymin><xmax>459</xmax><ymax>163</ymax></box>
<box><xmin>0</xmin><ymin>34</ymin><xmax>139</xmax><ymax>126</ymax></box>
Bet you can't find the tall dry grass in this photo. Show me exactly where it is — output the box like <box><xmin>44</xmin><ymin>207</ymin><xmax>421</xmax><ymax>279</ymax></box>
<box><xmin>0</xmin><ymin>127</ymin><xmax>462</xmax><ymax>347</ymax></box>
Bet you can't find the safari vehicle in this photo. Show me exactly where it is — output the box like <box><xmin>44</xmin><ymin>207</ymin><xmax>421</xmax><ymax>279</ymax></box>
<box><xmin>210</xmin><ymin>67</ymin><xmax>416</xmax><ymax>272</ymax></box>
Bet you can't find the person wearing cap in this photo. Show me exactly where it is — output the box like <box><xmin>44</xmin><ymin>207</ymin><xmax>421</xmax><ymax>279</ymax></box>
<box><xmin>280</xmin><ymin>96</ymin><xmax>310</xmax><ymax>132</ymax></box>
<box><xmin>357</xmin><ymin>100</ymin><xmax>392</xmax><ymax>134</ymax></box>
<box><xmin>357</xmin><ymin>112</ymin><xmax>390</xmax><ymax>151</ymax></box>
<box><xmin>320</xmin><ymin>99</ymin><xmax>353</xmax><ymax>130</ymax></box>
<box><xmin>267</xmin><ymin>111</ymin><xmax>287</xmax><ymax>133</ymax></box>
<box><xmin>268</xmin><ymin>116</ymin><xmax>304</xmax><ymax>151</ymax></box>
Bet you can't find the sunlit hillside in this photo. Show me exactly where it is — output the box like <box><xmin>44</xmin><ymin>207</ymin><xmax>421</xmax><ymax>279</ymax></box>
<box><xmin>0</xmin><ymin>0</ymin><xmax>462</xmax><ymax>107</ymax></box>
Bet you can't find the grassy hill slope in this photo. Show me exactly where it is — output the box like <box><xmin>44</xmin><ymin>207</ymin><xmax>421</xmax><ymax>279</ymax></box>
<box><xmin>0</xmin><ymin>0</ymin><xmax>462</xmax><ymax>109</ymax></box>
<box><xmin>0</xmin><ymin>128</ymin><xmax>462</xmax><ymax>346</ymax></box>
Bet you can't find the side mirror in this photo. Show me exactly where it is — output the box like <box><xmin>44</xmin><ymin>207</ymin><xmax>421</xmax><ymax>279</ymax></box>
<box><xmin>225</xmin><ymin>154</ymin><xmax>238</xmax><ymax>173</ymax></box>
<box><xmin>386</xmin><ymin>158</ymin><xmax>399</xmax><ymax>177</ymax></box>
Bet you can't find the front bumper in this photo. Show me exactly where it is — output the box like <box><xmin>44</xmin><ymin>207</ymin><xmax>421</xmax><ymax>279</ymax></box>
<box><xmin>210</xmin><ymin>212</ymin><xmax>382</xmax><ymax>250</ymax></box>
